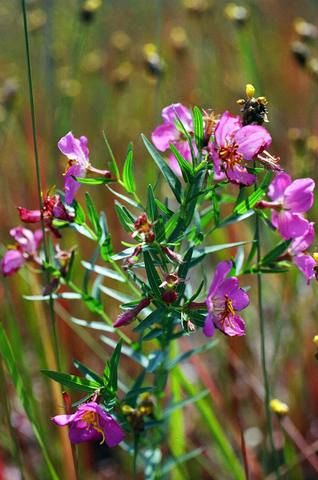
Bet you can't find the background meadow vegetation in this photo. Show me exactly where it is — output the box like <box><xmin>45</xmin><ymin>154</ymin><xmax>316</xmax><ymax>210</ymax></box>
<box><xmin>1</xmin><ymin>0</ymin><xmax>318</xmax><ymax>478</ymax></box>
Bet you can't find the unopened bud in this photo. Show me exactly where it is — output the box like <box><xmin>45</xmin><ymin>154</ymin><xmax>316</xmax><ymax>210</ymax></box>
<box><xmin>245</xmin><ymin>84</ymin><xmax>255</xmax><ymax>99</ymax></box>
<box><xmin>162</xmin><ymin>290</ymin><xmax>178</xmax><ymax>304</ymax></box>
<box><xmin>270</xmin><ymin>398</ymin><xmax>289</xmax><ymax>416</ymax></box>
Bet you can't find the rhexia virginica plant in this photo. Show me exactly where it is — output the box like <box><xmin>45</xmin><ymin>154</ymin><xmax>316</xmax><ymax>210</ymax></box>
<box><xmin>2</xmin><ymin>84</ymin><xmax>317</xmax><ymax>479</ymax></box>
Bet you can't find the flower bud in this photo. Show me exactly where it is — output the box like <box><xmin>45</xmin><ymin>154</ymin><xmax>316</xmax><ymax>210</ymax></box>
<box><xmin>270</xmin><ymin>398</ymin><xmax>289</xmax><ymax>416</ymax></box>
<box><xmin>18</xmin><ymin>207</ymin><xmax>41</xmax><ymax>223</ymax></box>
<box><xmin>162</xmin><ymin>290</ymin><xmax>178</xmax><ymax>304</ymax></box>
<box><xmin>114</xmin><ymin>298</ymin><xmax>151</xmax><ymax>328</ymax></box>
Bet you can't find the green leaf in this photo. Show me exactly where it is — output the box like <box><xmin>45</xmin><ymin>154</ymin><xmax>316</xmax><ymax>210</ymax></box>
<box><xmin>176</xmin><ymin>247</ymin><xmax>193</xmax><ymax>298</ymax></box>
<box><xmin>143</xmin><ymin>251</ymin><xmax>162</xmax><ymax>297</ymax></box>
<box><xmin>189</xmin><ymin>240</ymin><xmax>252</xmax><ymax>267</ymax></box>
<box><xmin>102</xmin><ymin>130</ymin><xmax>120</xmax><ymax>179</ymax></box>
<box><xmin>99</xmin><ymin>285</ymin><xmax>133</xmax><ymax>303</ymax></box>
<box><xmin>23</xmin><ymin>292</ymin><xmax>82</xmax><ymax>301</ymax></box>
<box><xmin>42</xmin><ymin>369</ymin><xmax>101</xmax><ymax>392</ymax></box>
<box><xmin>161</xmin><ymin>448</ymin><xmax>204</xmax><ymax>476</ymax></box>
<box><xmin>107</xmin><ymin>185</ymin><xmax>139</xmax><ymax>208</ymax></box>
<box><xmin>69</xmin><ymin>222</ymin><xmax>97</xmax><ymax>240</ymax></box>
<box><xmin>105</xmin><ymin>341</ymin><xmax>122</xmax><ymax>392</ymax></box>
<box><xmin>261</xmin><ymin>240</ymin><xmax>291</xmax><ymax>265</ymax></box>
<box><xmin>122</xmin><ymin>143</ymin><xmax>136</xmax><ymax>193</ymax></box>
<box><xmin>142</xmin><ymin>134</ymin><xmax>182</xmax><ymax>203</ymax></box>
<box><xmin>73</xmin><ymin>360</ymin><xmax>104</xmax><ymax>385</ymax></box>
<box><xmin>85</xmin><ymin>192</ymin><xmax>102</xmax><ymax>238</ymax></box>
<box><xmin>146</xmin><ymin>184</ymin><xmax>158</xmax><ymax>222</ymax></box>
<box><xmin>81</xmin><ymin>261</ymin><xmax>125</xmax><ymax>282</ymax></box>
<box><xmin>176</xmin><ymin>368</ymin><xmax>245</xmax><ymax>480</ymax></box>
<box><xmin>114</xmin><ymin>201</ymin><xmax>135</xmax><ymax>232</ymax></box>
<box><xmin>170</xmin><ymin>144</ymin><xmax>193</xmax><ymax>183</ymax></box>
<box><xmin>134</xmin><ymin>308</ymin><xmax>164</xmax><ymax>333</ymax></box>
<box><xmin>163</xmin><ymin>390</ymin><xmax>209</xmax><ymax>418</ymax></box>
<box><xmin>100</xmin><ymin>336</ymin><xmax>149</xmax><ymax>368</ymax></box>
<box><xmin>166</xmin><ymin>339</ymin><xmax>218</xmax><ymax>370</ymax></box>
<box><xmin>192</xmin><ymin>106</ymin><xmax>204</xmax><ymax>150</ymax></box>
<box><xmin>233</xmin><ymin>172</ymin><xmax>272</xmax><ymax>214</ymax></box>
<box><xmin>73</xmin><ymin>200</ymin><xmax>86</xmax><ymax>224</ymax></box>
<box><xmin>74</xmin><ymin>176</ymin><xmax>115</xmax><ymax>185</ymax></box>
<box><xmin>71</xmin><ymin>317</ymin><xmax>115</xmax><ymax>333</ymax></box>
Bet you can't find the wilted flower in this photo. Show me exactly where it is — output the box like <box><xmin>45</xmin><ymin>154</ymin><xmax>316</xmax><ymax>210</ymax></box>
<box><xmin>58</xmin><ymin>132</ymin><xmax>111</xmax><ymax>204</ymax></box>
<box><xmin>267</xmin><ymin>172</ymin><xmax>315</xmax><ymax>239</ymax></box>
<box><xmin>18</xmin><ymin>191</ymin><xmax>72</xmax><ymax>237</ymax></box>
<box><xmin>1</xmin><ymin>227</ymin><xmax>42</xmax><ymax>276</ymax></box>
<box><xmin>114</xmin><ymin>298</ymin><xmax>151</xmax><ymax>327</ymax></box>
<box><xmin>132</xmin><ymin>214</ymin><xmax>154</xmax><ymax>243</ymax></box>
<box><xmin>52</xmin><ymin>401</ymin><xmax>124</xmax><ymax>446</ymax></box>
<box><xmin>209</xmin><ymin>111</ymin><xmax>272</xmax><ymax>185</ymax></box>
<box><xmin>203</xmin><ymin>260</ymin><xmax>249</xmax><ymax>337</ymax></box>
<box><xmin>152</xmin><ymin>103</ymin><xmax>195</xmax><ymax>175</ymax></box>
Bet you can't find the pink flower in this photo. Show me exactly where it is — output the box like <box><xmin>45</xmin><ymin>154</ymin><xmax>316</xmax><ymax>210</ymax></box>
<box><xmin>289</xmin><ymin>223</ymin><xmax>316</xmax><ymax>282</ymax></box>
<box><xmin>210</xmin><ymin>111</ymin><xmax>272</xmax><ymax>185</ymax></box>
<box><xmin>58</xmin><ymin>132</ymin><xmax>90</xmax><ymax>205</ymax></box>
<box><xmin>52</xmin><ymin>402</ymin><xmax>124</xmax><ymax>446</ymax></box>
<box><xmin>203</xmin><ymin>261</ymin><xmax>249</xmax><ymax>337</ymax></box>
<box><xmin>1</xmin><ymin>227</ymin><xmax>42</xmax><ymax>276</ymax></box>
<box><xmin>268</xmin><ymin>172</ymin><xmax>315</xmax><ymax>239</ymax></box>
<box><xmin>151</xmin><ymin>103</ymin><xmax>196</xmax><ymax>175</ymax></box>
<box><xmin>58</xmin><ymin>132</ymin><xmax>111</xmax><ymax>204</ymax></box>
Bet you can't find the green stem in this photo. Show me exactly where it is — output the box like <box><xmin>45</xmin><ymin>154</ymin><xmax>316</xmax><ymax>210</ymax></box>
<box><xmin>20</xmin><ymin>0</ymin><xmax>61</xmax><ymax>371</ymax></box>
<box><xmin>255</xmin><ymin>209</ymin><xmax>278</xmax><ymax>476</ymax></box>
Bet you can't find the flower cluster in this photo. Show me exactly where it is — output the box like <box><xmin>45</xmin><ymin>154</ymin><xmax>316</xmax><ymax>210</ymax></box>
<box><xmin>1</xmin><ymin>85</ymin><xmax>317</xmax><ymax>455</ymax></box>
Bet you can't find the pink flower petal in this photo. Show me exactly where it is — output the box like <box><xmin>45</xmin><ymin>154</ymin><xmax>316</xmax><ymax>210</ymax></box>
<box><xmin>235</xmin><ymin>124</ymin><xmax>272</xmax><ymax>160</ymax></box>
<box><xmin>268</xmin><ymin>172</ymin><xmax>292</xmax><ymax>202</ymax></box>
<box><xmin>151</xmin><ymin>124</ymin><xmax>179</xmax><ymax>151</ymax></box>
<box><xmin>277</xmin><ymin>212</ymin><xmax>309</xmax><ymax>239</ymax></box>
<box><xmin>214</xmin><ymin>111</ymin><xmax>241</xmax><ymax>147</ymax></box>
<box><xmin>293</xmin><ymin>254</ymin><xmax>316</xmax><ymax>282</ymax></box>
<box><xmin>284</xmin><ymin>178</ymin><xmax>315</xmax><ymax>213</ymax></box>
<box><xmin>0</xmin><ymin>250</ymin><xmax>25</xmax><ymax>276</ymax></box>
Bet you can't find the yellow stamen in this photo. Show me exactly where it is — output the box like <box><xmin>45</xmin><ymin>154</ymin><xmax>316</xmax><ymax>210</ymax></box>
<box><xmin>313</xmin><ymin>335</ymin><xmax>318</xmax><ymax>347</ymax></box>
<box><xmin>312</xmin><ymin>252</ymin><xmax>318</xmax><ymax>263</ymax></box>
<box><xmin>81</xmin><ymin>410</ymin><xmax>105</xmax><ymax>444</ymax></box>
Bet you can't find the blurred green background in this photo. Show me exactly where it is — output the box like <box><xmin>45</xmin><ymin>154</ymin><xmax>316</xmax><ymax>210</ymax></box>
<box><xmin>1</xmin><ymin>0</ymin><xmax>318</xmax><ymax>479</ymax></box>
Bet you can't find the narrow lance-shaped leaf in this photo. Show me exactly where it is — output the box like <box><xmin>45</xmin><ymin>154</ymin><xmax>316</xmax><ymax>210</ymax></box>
<box><xmin>234</xmin><ymin>171</ymin><xmax>272</xmax><ymax>215</ymax></box>
<box><xmin>74</xmin><ymin>176</ymin><xmax>115</xmax><ymax>185</ymax></box>
<box><xmin>42</xmin><ymin>370</ymin><xmax>102</xmax><ymax>393</ymax></box>
<box><xmin>142</xmin><ymin>134</ymin><xmax>182</xmax><ymax>203</ymax></box>
<box><xmin>105</xmin><ymin>341</ymin><xmax>122</xmax><ymax>393</ymax></box>
<box><xmin>102</xmin><ymin>130</ymin><xmax>120</xmax><ymax>179</ymax></box>
<box><xmin>170</xmin><ymin>144</ymin><xmax>193</xmax><ymax>183</ymax></box>
<box><xmin>85</xmin><ymin>192</ymin><xmax>102</xmax><ymax>238</ymax></box>
<box><xmin>261</xmin><ymin>239</ymin><xmax>291</xmax><ymax>266</ymax></box>
<box><xmin>192</xmin><ymin>106</ymin><xmax>204</xmax><ymax>150</ymax></box>
<box><xmin>122</xmin><ymin>142</ymin><xmax>136</xmax><ymax>193</ymax></box>
<box><xmin>143</xmin><ymin>251</ymin><xmax>162</xmax><ymax>298</ymax></box>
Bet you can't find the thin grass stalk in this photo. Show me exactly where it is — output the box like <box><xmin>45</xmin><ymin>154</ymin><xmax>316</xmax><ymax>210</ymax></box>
<box><xmin>255</xmin><ymin>209</ymin><xmax>278</xmax><ymax>477</ymax></box>
<box><xmin>0</xmin><ymin>358</ymin><xmax>26</xmax><ymax>480</ymax></box>
<box><xmin>20</xmin><ymin>0</ymin><xmax>60</xmax><ymax>371</ymax></box>
<box><xmin>169</xmin><ymin>342</ymin><xmax>187</xmax><ymax>480</ymax></box>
